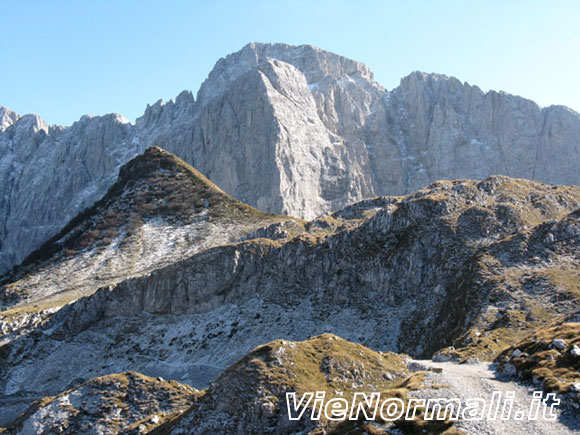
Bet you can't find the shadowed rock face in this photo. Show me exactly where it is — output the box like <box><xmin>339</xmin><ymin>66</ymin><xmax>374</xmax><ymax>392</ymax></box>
<box><xmin>2</xmin><ymin>43</ymin><xmax>580</xmax><ymax>274</ymax></box>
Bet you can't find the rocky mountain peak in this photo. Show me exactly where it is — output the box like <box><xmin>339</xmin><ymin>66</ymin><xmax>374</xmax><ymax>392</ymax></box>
<box><xmin>196</xmin><ymin>42</ymin><xmax>378</xmax><ymax>106</ymax></box>
<box><xmin>114</xmin><ymin>145</ymin><xmax>223</xmax><ymax>196</ymax></box>
<box><xmin>2</xmin><ymin>43</ymin><xmax>580</xmax><ymax>277</ymax></box>
<box><xmin>135</xmin><ymin>92</ymin><xmax>195</xmax><ymax>140</ymax></box>
<box><xmin>0</xmin><ymin>106</ymin><xmax>19</xmax><ymax>131</ymax></box>
<box><xmin>9</xmin><ymin>113</ymin><xmax>49</xmax><ymax>134</ymax></box>
<box><xmin>397</xmin><ymin>70</ymin><xmax>476</xmax><ymax>98</ymax></box>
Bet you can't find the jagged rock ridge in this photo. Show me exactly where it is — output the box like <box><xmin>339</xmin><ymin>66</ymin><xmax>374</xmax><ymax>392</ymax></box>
<box><xmin>2</xmin><ymin>42</ymin><xmax>580</xmax><ymax>274</ymax></box>
<box><xmin>0</xmin><ymin>147</ymin><xmax>295</xmax><ymax>310</ymax></box>
<box><xmin>0</xmin><ymin>111</ymin><xmax>139</xmax><ymax>275</ymax></box>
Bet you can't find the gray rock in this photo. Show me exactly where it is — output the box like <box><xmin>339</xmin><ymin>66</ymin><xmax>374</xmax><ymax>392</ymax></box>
<box><xmin>501</xmin><ymin>363</ymin><xmax>517</xmax><ymax>376</ymax></box>
<box><xmin>3</xmin><ymin>42</ymin><xmax>580</xmax><ymax>274</ymax></box>
<box><xmin>0</xmin><ymin>112</ymin><xmax>140</xmax><ymax>274</ymax></box>
<box><xmin>511</xmin><ymin>349</ymin><xmax>522</xmax><ymax>358</ymax></box>
<box><xmin>551</xmin><ymin>339</ymin><xmax>567</xmax><ymax>350</ymax></box>
<box><xmin>432</xmin><ymin>347</ymin><xmax>460</xmax><ymax>362</ymax></box>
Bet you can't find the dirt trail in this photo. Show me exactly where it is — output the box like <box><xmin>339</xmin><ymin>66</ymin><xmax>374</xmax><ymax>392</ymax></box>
<box><xmin>408</xmin><ymin>360</ymin><xmax>579</xmax><ymax>434</ymax></box>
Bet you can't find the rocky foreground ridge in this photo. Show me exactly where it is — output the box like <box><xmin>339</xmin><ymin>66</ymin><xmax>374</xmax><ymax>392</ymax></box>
<box><xmin>2</xmin><ymin>42</ymin><xmax>580</xmax><ymax>274</ymax></box>
<box><xmin>1</xmin><ymin>335</ymin><xmax>456</xmax><ymax>434</ymax></box>
<box><xmin>1</xmin><ymin>148</ymin><xmax>579</xmax><ymax>431</ymax></box>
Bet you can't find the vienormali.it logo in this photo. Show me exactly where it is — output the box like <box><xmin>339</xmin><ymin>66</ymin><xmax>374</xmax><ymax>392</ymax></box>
<box><xmin>286</xmin><ymin>390</ymin><xmax>559</xmax><ymax>422</ymax></box>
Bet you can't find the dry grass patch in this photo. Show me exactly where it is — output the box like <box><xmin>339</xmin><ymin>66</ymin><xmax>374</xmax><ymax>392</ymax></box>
<box><xmin>497</xmin><ymin>320</ymin><xmax>580</xmax><ymax>403</ymax></box>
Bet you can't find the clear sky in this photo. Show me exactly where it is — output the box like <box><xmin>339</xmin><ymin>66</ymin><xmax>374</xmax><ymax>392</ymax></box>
<box><xmin>2</xmin><ymin>0</ymin><xmax>579</xmax><ymax>126</ymax></box>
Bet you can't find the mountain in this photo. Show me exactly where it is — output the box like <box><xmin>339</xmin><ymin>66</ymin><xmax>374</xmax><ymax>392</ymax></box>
<box><xmin>0</xmin><ymin>146</ymin><xmax>297</xmax><ymax>311</ymax></box>
<box><xmin>2</xmin><ymin>43</ymin><xmax>580</xmax><ymax>275</ymax></box>
<box><xmin>3</xmin><ymin>335</ymin><xmax>455</xmax><ymax>434</ymax></box>
<box><xmin>2</xmin><ymin>171</ymin><xmax>579</xmax><ymax>426</ymax></box>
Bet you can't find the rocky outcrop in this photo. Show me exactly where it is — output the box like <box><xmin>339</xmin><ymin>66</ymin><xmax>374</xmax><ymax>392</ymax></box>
<box><xmin>0</xmin><ymin>147</ymin><xmax>295</xmax><ymax>310</ymax></box>
<box><xmin>3</xmin><ymin>335</ymin><xmax>446</xmax><ymax>434</ymax></box>
<box><xmin>169</xmin><ymin>334</ymin><xmax>417</xmax><ymax>434</ymax></box>
<box><xmin>496</xmin><ymin>312</ymin><xmax>580</xmax><ymax>407</ymax></box>
<box><xmin>2</xmin><ymin>43</ymin><xmax>580</xmax><ymax>275</ymax></box>
<box><xmin>5</xmin><ymin>372</ymin><xmax>198</xmax><ymax>434</ymax></box>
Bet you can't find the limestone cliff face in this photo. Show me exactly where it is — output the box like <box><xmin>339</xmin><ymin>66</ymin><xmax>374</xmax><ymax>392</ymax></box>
<box><xmin>0</xmin><ymin>112</ymin><xmax>140</xmax><ymax>274</ymax></box>
<box><xmin>385</xmin><ymin>72</ymin><xmax>580</xmax><ymax>193</ymax></box>
<box><xmin>2</xmin><ymin>42</ymin><xmax>580</xmax><ymax>274</ymax></box>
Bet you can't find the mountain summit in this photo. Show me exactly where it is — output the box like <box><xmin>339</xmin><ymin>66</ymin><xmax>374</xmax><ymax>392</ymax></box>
<box><xmin>1</xmin><ymin>42</ymin><xmax>580</xmax><ymax>275</ymax></box>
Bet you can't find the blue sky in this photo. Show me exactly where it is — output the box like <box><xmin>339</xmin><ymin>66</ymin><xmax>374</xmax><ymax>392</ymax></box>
<box><xmin>2</xmin><ymin>0</ymin><xmax>579</xmax><ymax>126</ymax></box>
